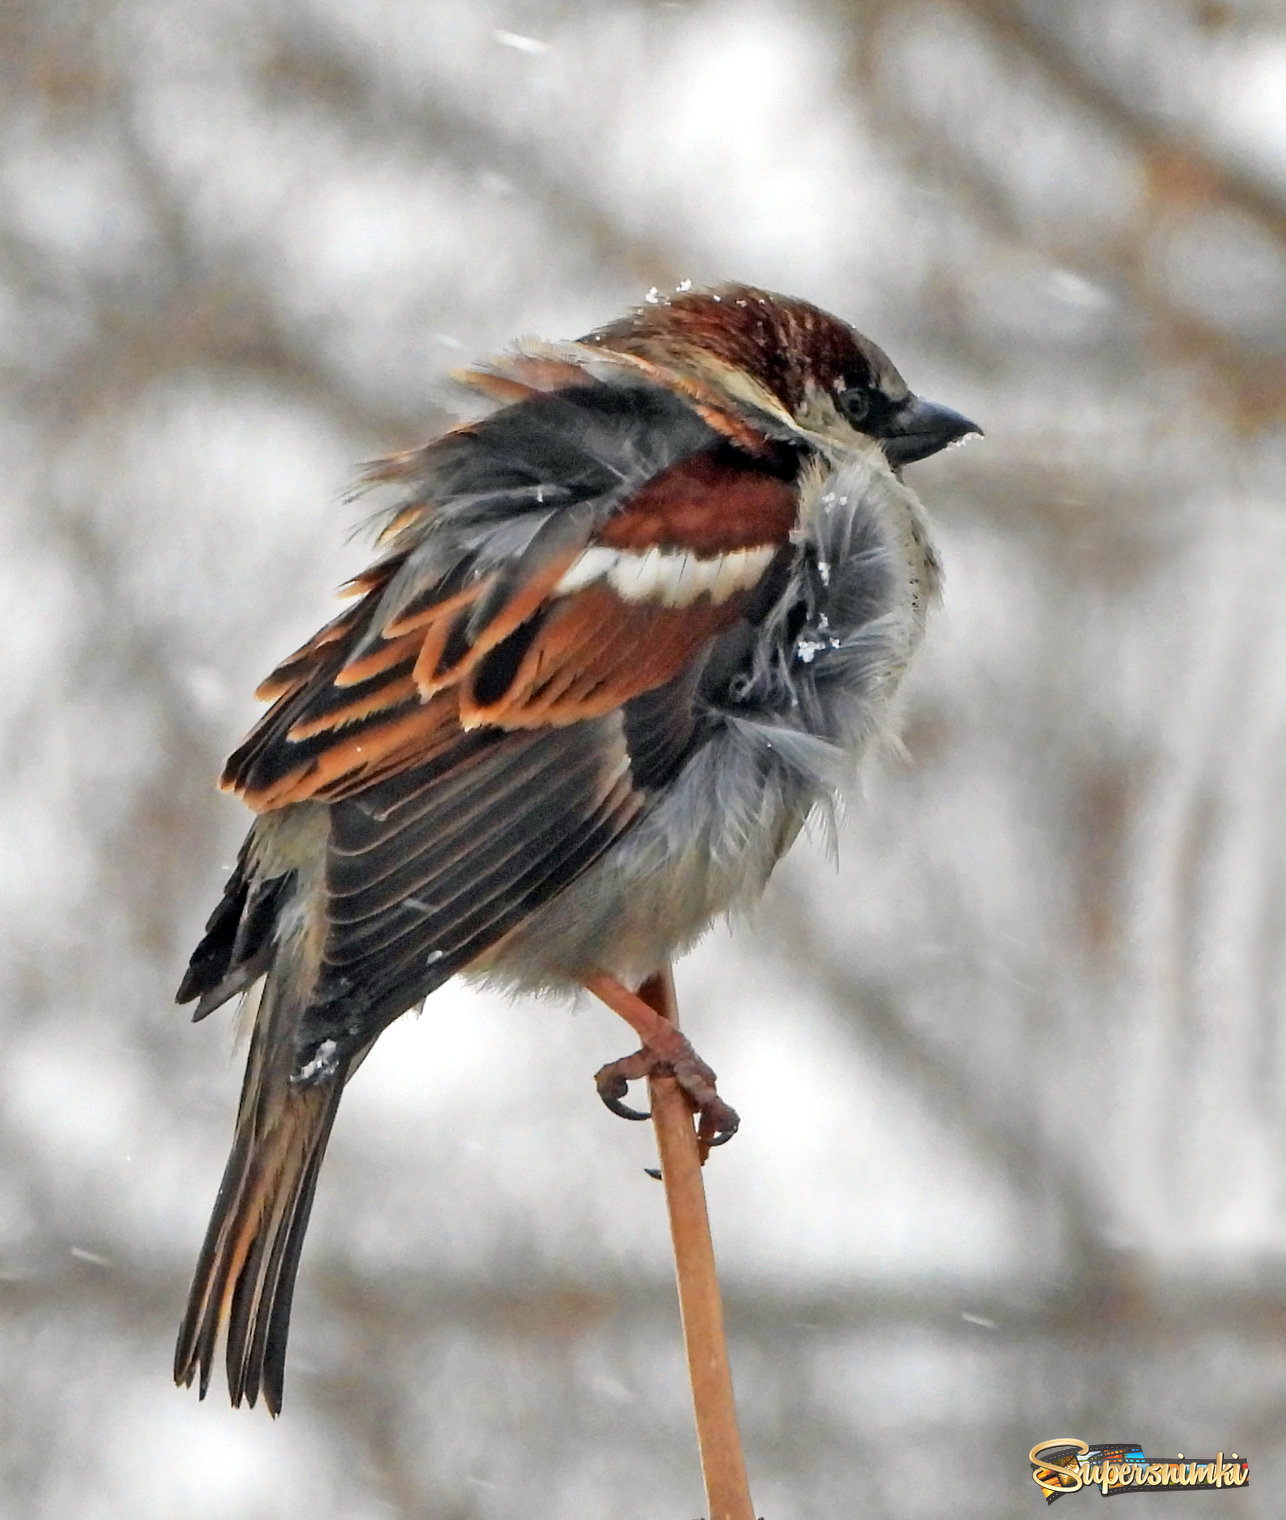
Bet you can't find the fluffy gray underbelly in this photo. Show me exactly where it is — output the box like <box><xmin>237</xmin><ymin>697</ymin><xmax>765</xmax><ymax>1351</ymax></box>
<box><xmin>472</xmin><ymin>719</ymin><xmax>816</xmax><ymax>992</ymax></box>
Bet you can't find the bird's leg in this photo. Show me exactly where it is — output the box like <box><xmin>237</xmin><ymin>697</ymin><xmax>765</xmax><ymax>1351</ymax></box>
<box><xmin>585</xmin><ymin>972</ymin><xmax>740</xmax><ymax>1146</ymax></box>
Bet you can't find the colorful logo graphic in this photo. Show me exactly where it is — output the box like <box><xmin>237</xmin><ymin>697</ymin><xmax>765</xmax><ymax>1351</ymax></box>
<box><xmin>1030</xmin><ymin>1440</ymin><xmax>1249</xmax><ymax>1503</ymax></box>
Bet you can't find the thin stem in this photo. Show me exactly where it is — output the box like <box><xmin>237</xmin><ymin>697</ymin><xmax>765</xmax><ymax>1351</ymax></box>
<box><xmin>637</xmin><ymin>968</ymin><xmax>756</xmax><ymax>1520</ymax></box>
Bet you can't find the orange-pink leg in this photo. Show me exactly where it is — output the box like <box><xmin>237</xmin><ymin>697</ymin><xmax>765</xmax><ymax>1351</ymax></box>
<box><xmin>584</xmin><ymin>972</ymin><xmax>740</xmax><ymax>1147</ymax></box>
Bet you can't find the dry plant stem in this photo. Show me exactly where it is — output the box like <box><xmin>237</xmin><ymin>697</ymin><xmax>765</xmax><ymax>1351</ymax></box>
<box><xmin>637</xmin><ymin>967</ymin><xmax>756</xmax><ymax>1520</ymax></box>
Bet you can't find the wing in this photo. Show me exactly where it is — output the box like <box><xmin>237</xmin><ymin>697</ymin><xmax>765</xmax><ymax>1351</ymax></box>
<box><xmin>225</xmin><ymin>377</ymin><xmax>799</xmax><ymax>807</ymax></box>
<box><xmin>186</xmin><ymin>368</ymin><xmax>803</xmax><ymax>1068</ymax></box>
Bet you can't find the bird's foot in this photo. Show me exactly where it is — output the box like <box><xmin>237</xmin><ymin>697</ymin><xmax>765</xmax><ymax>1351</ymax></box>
<box><xmin>594</xmin><ymin>1044</ymin><xmax>740</xmax><ymax>1146</ymax></box>
<box><xmin>584</xmin><ymin>972</ymin><xmax>740</xmax><ymax>1147</ymax></box>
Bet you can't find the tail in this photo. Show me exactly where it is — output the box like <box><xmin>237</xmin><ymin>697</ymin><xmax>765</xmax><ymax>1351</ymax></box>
<box><xmin>174</xmin><ymin>973</ymin><xmax>348</xmax><ymax>1415</ymax></box>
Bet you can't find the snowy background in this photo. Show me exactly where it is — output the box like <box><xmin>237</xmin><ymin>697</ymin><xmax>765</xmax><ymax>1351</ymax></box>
<box><xmin>3</xmin><ymin>1</ymin><xmax>1286</xmax><ymax>1516</ymax></box>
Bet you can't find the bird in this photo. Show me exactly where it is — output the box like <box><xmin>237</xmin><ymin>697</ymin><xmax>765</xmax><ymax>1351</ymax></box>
<box><xmin>173</xmin><ymin>282</ymin><xmax>979</xmax><ymax>1414</ymax></box>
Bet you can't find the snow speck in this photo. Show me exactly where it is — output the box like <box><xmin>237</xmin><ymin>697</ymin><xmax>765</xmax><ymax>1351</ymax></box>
<box><xmin>1047</xmin><ymin>267</ymin><xmax>1113</xmax><ymax>310</ymax></box>
<box><xmin>70</xmin><ymin>1247</ymin><xmax>113</xmax><ymax>1267</ymax></box>
<box><xmin>494</xmin><ymin>30</ymin><xmax>551</xmax><ymax>55</ymax></box>
<box><xmin>961</xmin><ymin>1311</ymin><xmax>998</xmax><ymax>1329</ymax></box>
<box><xmin>297</xmin><ymin>1039</ymin><xmax>338</xmax><ymax>1082</ymax></box>
<box><xmin>183</xmin><ymin>665</ymin><xmax>229</xmax><ymax>715</ymax></box>
<box><xmin>589</xmin><ymin>1374</ymin><xmax>636</xmax><ymax>1404</ymax></box>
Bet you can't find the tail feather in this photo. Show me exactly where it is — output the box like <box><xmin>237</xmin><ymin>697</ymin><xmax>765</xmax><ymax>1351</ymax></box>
<box><xmin>253</xmin><ymin>1111</ymin><xmax>336</xmax><ymax>1410</ymax></box>
<box><xmin>175</xmin><ymin>976</ymin><xmax>347</xmax><ymax>1416</ymax></box>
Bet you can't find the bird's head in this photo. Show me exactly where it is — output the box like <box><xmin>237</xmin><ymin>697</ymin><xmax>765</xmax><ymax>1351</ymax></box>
<box><xmin>583</xmin><ymin>283</ymin><xmax>979</xmax><ymax>467</ymax></box>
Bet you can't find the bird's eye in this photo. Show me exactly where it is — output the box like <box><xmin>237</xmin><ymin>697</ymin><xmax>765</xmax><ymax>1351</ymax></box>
<box><xmin>837</xmin><ymin>387</ymin><xmax>873</xmax><ymax>428</ymax></box>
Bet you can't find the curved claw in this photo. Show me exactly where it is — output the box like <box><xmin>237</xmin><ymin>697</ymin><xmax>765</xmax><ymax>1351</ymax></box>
<box><xmin>597</xmin><ymin>1082</ymin><xmax>651</xmax><ymax>1122</ymax></box>
<box><xmin>702</xmin><ymin>1113</ymin><xmax>740</xmax><ymax>1146</ymax></box>
<box><xmin>595</xmin><ymin>1052</ymin><xmax>655</xmax><ymax>1121</ymax></box>
<box><xmin>696</xmin><ymin>1096</ymin><xmax>741</xmax><ymax>1148</ymax></box>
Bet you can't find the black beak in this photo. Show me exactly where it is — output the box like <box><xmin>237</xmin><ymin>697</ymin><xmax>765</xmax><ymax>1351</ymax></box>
<box><xmin>880</xmin><ymin>395</ymin><xmax>981</xmax><ymax>466</ymax></box>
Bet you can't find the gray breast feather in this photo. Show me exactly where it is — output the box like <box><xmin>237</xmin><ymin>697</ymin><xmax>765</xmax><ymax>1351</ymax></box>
<box><xmin>477</xmin><ymin>447</ymin><xmax>940</xmax><ymax>991</ymax></box>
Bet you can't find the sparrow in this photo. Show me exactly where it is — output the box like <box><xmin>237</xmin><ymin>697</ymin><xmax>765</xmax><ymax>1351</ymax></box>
<box><xmin>173</xmin><ymin>283</ymin><xmax>978</xmax><ymax>1414</ymax></box>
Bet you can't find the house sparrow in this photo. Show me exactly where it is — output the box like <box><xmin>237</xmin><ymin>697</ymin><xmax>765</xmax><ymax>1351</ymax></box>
<box><xmin>173</xmin><ymin>283</ymin><xmax>978</xmax><ymax>1413</ymax></box>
